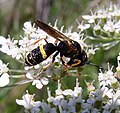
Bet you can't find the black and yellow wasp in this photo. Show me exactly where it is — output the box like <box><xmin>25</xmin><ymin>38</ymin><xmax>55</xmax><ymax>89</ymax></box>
<box><xmin>25</xmin><ymin>20</ymin><xmax>88</xmax><ymax>68</ymax></box>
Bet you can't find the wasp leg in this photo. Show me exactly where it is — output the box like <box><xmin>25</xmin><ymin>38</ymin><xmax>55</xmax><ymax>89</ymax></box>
<box><xmin>64</xmin><ymin>66</ymin><xmax>70</xmax><ymax>71</ymax></box>
<box><xmin>59</xmin><ymin>54</ymin><xmax>70</xmax><ymax>71</ymax></box>
<box><xmin>52</xmin><ymin>51</ymin><xmax>59</xmax><ymax>63</ymax></box>
<box><xmin>42</xmin><ymin>63</ymin><xmax>53</xmax><ymax>70</ymax></box>
<box><xmin>64</xmin><ymin>59</ymin><xmax>81</xmax><ymax>71</ymax></box>
<box><xmin>28</xmin><ymin>38</ymin><xmax>47</xmax><ymax>47</ymax></box>
<box><xmin>42</xmin><ymin>51</ymin><xmax>59</xmax><ymax>70</ymax></box>
<box><xmin>60</xmin><ymin>54</ymin><xmax>68</xmax><ymax>66</ymax></box>
<box><xmin>71</xmin><ymin>59</ymin><xmax>81</xmax><ymax>67</ymax></box>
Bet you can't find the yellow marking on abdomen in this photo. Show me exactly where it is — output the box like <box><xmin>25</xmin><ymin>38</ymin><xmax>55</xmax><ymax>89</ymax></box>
<box><xmin>39</xmin><ymin>45</ymin><xmax>47</xmax><ymax>59</ymax></box>
<box><xmin>30</xmin><ymin>52</ymin><xmax>37</xmax><ymax>64</ymax></box>
<box><xmin>25</xmin><ymin>53</ymin><xmax>33</xmax><ymax>65</ymax></box>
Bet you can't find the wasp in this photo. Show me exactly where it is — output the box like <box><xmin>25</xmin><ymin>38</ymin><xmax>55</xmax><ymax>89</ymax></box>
<box><xmin>25</xmin><ymin>20</ymin><xmax>88</xmax><ymax>68</ymax></box>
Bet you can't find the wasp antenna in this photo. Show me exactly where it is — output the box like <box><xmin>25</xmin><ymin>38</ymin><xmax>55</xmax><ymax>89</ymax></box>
<box><xmin>86</xmin><ymin>62</ymin><xmax>104</xmax><ymax>71</ymax></box>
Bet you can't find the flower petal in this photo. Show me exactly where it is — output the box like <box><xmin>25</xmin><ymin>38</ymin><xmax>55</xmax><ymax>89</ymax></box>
<box><xmin>41</xmin><ymin>77</ymin><xmax>49</xmax><ymax>85</ymax></box>
<box><xmin>16</xmin><ymin>99</ymin><xmax>26</xmax><ymax>106</ymax></box>
<box><xmin>32</xmin><ymin>80</ymin><xmax>43</xmax><ymax>89</ymax></box>
<box><xmin>0</xmin><ymin>73</ymin><xmax>10</xmax><ymax>87</ymax></box>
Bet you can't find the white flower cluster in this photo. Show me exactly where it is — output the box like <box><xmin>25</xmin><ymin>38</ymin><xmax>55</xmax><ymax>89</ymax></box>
<box><xmin>0</xmin><ymin>20</ymin><xmax>98</xmax><ymax>88</ymax></box>
<box><xmin>16</xmin><ymin>79</ymin><xmax>84</xmax><ymax>113</ymax></box>
<box><xmin>0</xmin><ymin>36</ymin><xmax>22</xmax><ymax>60</ymax></box>
<box><xmin>16</xmin><ymin>90</ymin><xmax>41</xmax><ymax>113</ymax></box>
<box><xmin>87</xmin><ymin>66</ymin><xmax>120</xmax><ymax>113</ymax></box>
<box><xmin>77</xmin><ymin>2</ymin><xmax>120</xmax><ymax>50</ymax></box>
<box><xmin>0</xmin><ymin>2</ymin><xmax>119</xmax><ymax>113</ymax></box>
<box><xmin>81</xmin><ymin>2</ymin><xmax>120</xmax><ymax>33</ymax></box>
<box><xmin>25</xmin><ymin>70</ymin><xmax>49</xmax><ymax>89</ymax></box>
<box><xmin>16</xmin><ymin>53</ymin><xmax>120</xmax><ymax>112</ymax></box>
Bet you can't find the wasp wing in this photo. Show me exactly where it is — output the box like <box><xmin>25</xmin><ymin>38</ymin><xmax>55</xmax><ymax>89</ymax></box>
<box><xmin>35</xmin><ymin>20</ymin><xmax>77</xmax><ymax>52</ymax></box>
<box><xmin>35</xmin><ymin>20</ymin><xmax>71</xmax><ymax>42</ymax></box>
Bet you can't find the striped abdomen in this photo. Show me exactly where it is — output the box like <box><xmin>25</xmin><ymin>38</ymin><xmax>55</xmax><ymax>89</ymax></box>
<box><xmin>25</xmin><ymin>43</ymin><xmax>56</xmax><ymax>66</ymax></box>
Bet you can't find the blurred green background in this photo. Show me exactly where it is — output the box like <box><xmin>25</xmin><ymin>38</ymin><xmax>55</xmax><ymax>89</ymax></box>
<box><xmin>0</xmin><ymin>0</ymin><xmax>120</xmax><ymax>112</ymax></box>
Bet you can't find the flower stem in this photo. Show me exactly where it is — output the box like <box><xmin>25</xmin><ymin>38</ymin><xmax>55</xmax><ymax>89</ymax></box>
<box><xmin>88</xmin><ymin>36</ymin><xmax>120</xmax><ymax>43</ymax></box>
<box><xmin>9</xmin><ymin>69</ymin><xmax>27</xmax><ymax>73</ymax></box>
<box><xmin>10</xmin><ymin>75</ymin><xmax>26</xmax><ymax>78</ymax></box>
<box><xmin>58</xmin><ymin>105</ymin><xmax>63</xmax><ymax>113</ymax></box>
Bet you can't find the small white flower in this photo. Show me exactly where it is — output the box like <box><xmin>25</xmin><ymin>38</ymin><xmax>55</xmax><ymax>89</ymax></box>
<box><xmin>0</xmin><ymin>73</ymin><xmax>10</xmax><ymax>87</ymax></box>
<box><xmin>87</xmin><ymin>45</ymin><xmax>99</xmax><ymax>58</ymax></box>
<box><xmin>47</xmin><ymin>87</ymin><xmax>55</xmax><ymax>103</ymax></box>
<box><xmin>82</xmin><ymin>98</ymin><xmax>95</xmax><ymax>111</ymax></box>
<box><xmin>62</xmin><ymin>89</ymin><xmax>73</xmax><ymax>96</ymax></box>
<box><xmin>55</xmin><ymin>80</ymin><xmax>63</xmax><ymax>96</ymax></box>
<box><xmin>33</xmin><ymin>77</ymin><xmax>49</xmax><ymax>89</ymax></box>
<box><xmin>91</xmin><ymin>86</ymin><xmax>114</xmax><ymax>101</ymax></box>
<box><xmin>97</xmin><ymin>9</ymin><xmax>109</xmax><ymax>19</ymax></box>
<box><xmin>86</xmin><ymin>80</ymin><xmax>95</xmax><ymax>92</ymax></box>
<box><xmin>98</xmin><ymin>63</ymin><xmax>117</xmax><ymax>87</ymax></box>
<box><xmin>45</xmin><ymin>64</ymin><xmax>61</xmax><ymax>78</ymax></box>
<box><xmin>93</xmin><ymin>22</ymin><xmax>101</xmax><ymax>31</ymax></box>
<box><xmin>53</xmin><ymin>95</ymin><xmax>64</xmax><ymax>106</ymax></box>
<box><xmin>32</xmin><ymin>77</ymin><xmax>49</xmax><ymax>89</ymax></box>
<box><xmin>103</xmin><ymin>93</ymin><xmax>120</xmax><ymax>112</ymax></box>
<box><xmin>60</xmin><ymin>99</ymin><xmax>76</xmax><ymax>113</ymax></box>
<box><xmin>0</xmin><ymin>60</ymin><xmax>9</xmax><ymax>74</ymax></box>
<box><xmin>103</xmin><ymin>20</ymin><xmax>115</xmax><ymax>32</ymax></box>
<box><xmin>82</xmin><ymin>13</ymin><xmax>97</xmax><ymax>23</ymax></box>
<box><xmin>16</xmin><ymin>90</ymin><xmax>41</xmax><ymax>112</ymax></box>
<box><xmin>26</xmin><ymin>70</ymin><xmax>49</xmax><ymax>89</ymax></box>
<box><xmin>66</xmin><ymin>32</ymin><xmax>80</xmax><ymax>41</ymax></box>
<box><xmin>49</xmin><ymin>80</ymin><xmax>65</xmax><ymax>106</ymax></box>
<box><xmin>0</xmin><ymin>36</ymin><xmax>23</xmax><ymax>60</ymax></box>
<box><xmin>23</xmin><ymin>21</ymin><xmax>36</xmax><ymax>35</ymax></box>
<box><xmin>94</xmin><ymin>25</ymin><xmax>101</xmax><ymax>31</ymax></box>
<box><xmin>41</xmin><ymin>77</ymin><xmax>49</xmax><ymax>85</ymax></box>
<box><xmin>102</xmin><ymin>87</ymin><xmax>114</xmax><ymax>99</ymax></box>
<box><xmin>77</xmin><ymin>21</ymin><xmax>90</xmax><ymax>31</ymax></box>
<box><xmin>73</xmin><ymin>78</ymin><xmax>82</xmax><ymax>97</ymax></box>
<box><xmin>0</xmin><ymin>36</ymin><xmax>7</xmax><ymax>44</ymax></box>
<box><xmin>32</xmin><ymin>80</ymin><xmax>43</xmax><ymax>89</ymax></box>
<box><xmin>41</xmin><ymin>102</ymin><xmax>56</xmax><ymax>113</ymax></box>
<box><xmin>111</xmin><ymin>90</ymin><xmax>120</xmax><ymax>106</ymax></box>
<box><xmin>26</xmin><ymin>70</ymin><xmax>35</xmax><ymax>79</ymax></box>
<box><xmin>36</xmin><ymin>28</ymin><xmax>49</xmax><ymax>40</ymax></box>
<box><xmin>19</xmin><ymin>36</ymin><xmax>38</xmax><ymax>55</ymax></box>
<box><xmin>82</xmin><ymin>15</ymin><xmax>92</xmax><ymax>20</ymax></box>
<box><xmin>82</xmin><ymin>99</ymin><xmax>101</xmax><ymax>113</ymax></box>
<box><xmin>0</xmin><ymin>60</ymin><xmax>9</xmax><ymax>87</ymax></box>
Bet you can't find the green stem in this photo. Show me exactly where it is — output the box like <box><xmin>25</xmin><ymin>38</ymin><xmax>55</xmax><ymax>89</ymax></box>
<box><xmin>9</xmin><ymin>69</ymin><xmax>27</xmax><ymax>73</ymax></box>
<box><xmin>88</xmin><ymin>36</ymin><xmax>120</xmax><ymax>43</ymax></box>
<box><xmin>58</xmin><ymin>105</ymin><xmax>63</xmax><ymax>113</ymax></box>
<box><xmin>10</xmin><ymin>75</ymin><xmax>26</xmax><ymax>78</ymax></box>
